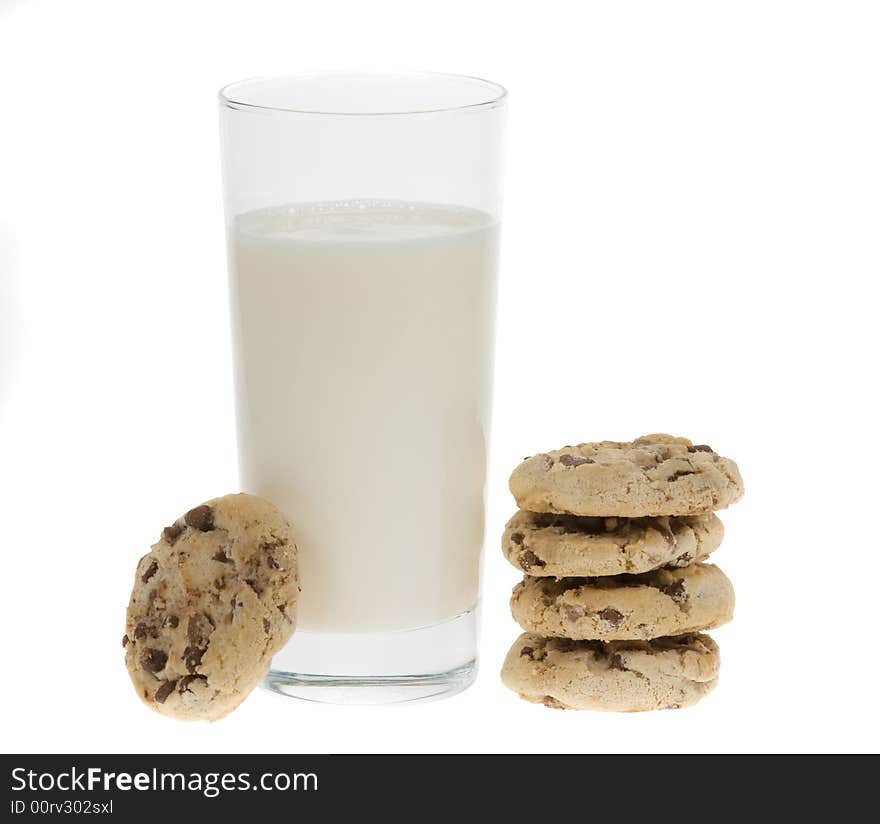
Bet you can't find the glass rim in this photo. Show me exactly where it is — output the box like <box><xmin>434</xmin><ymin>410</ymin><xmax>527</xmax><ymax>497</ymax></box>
<box><xmin>218</xmin><ymin>70</ymin><xmax>508</xmax><ymax>117</ymax></box>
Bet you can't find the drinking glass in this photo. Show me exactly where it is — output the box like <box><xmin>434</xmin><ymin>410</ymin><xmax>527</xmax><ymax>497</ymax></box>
<box><xmin>219</xmin><ymin>72</ymin><xmax>506</xmax><ymax>703</ymax></box>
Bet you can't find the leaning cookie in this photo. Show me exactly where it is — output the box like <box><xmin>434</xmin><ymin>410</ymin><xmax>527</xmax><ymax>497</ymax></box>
<box><xmin>123</xmin><ymin>493</ymin><xmax>299</xmax><ymax>721</ymax></box>
<box><xmin>501</xmin><ymin>632</ymin><xmax>720</xmax><ymax>712</ymax></box>
<box><xmin>509</xmin><ymin>434</ymin><xmax>744</xmax><ymax>517</ymax></box>
<box><xmin>510</xmin><ymin>563</ymin><xmax>733</xmax><ymax>641</ymax></box>
<box><xmin>502</xmin><ymin>511</ymin><xmax>723</xmax><ymax>577</ymax></box>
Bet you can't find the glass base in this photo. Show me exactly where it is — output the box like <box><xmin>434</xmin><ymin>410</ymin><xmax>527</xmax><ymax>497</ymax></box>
<box><xmin>263</xmin><ymin>609</ymin><xmax>478</xmax><ymax>705</ymax></box>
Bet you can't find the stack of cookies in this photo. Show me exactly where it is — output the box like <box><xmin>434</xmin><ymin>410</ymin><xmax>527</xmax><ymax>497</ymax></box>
<box><xmin>500</xmin><ymin>434</ymin><xmax>743</xmax><ymax>712</ymax></box>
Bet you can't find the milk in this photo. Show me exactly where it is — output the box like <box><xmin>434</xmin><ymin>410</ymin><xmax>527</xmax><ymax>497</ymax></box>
<box><xmin>228</xmin><ymin>201</ymin><xmax>499</xmax><ymax>633</ymax></box>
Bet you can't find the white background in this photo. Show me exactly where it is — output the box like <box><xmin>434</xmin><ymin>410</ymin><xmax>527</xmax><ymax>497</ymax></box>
<box><xmin>1</xmin><ymin>0</ymin><xmax>878</xmax><ymax>754</ymax></box>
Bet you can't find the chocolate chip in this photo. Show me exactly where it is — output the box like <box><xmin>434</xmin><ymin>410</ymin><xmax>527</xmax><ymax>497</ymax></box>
<box><xmin>184</xmin><ymin>646</ymin><xmax>205</xmax><ymax>673</ymax></box>
<box><xmin>163</xmin><ymin>522</ymin><xmax>183</xmax><ymax>544</ymax></box>
<box><xmin>598</xmin><ymin>608</ymin><xmax>624</xmax><ymax>627</ymax></box>
<box><xmin>184</xmin><ymin>505</ymin><xmax>214</xmax><ymax>532</ymax></box>
<box><xmin>163</xmin><ymin>614</ymin><xmax>179</xmax><ymax>629</ymax></box>
<box><xmin>121</xmin><ymin>634</ymin><xmax>129</xmax><ymax>648</ymax></box>
<box><xmin>177</xmin><ymin>674</ymin><xmax>206</xmax><ymax>693</ymax></box>
<box><xmin>559</xmin><ymin>453</ymin><xmax>594</xmax><ymax>467</ymax></box>
<box><xmin>263</xmin><ymin>618</ymin><xmax>271</xmax><ymax>634</ymax></box>
<box><xmin>154</xmin><ymin>679</ymin><xmax>178</xmax><ymax>703</ymax></box>
<box><xmin>187</xmin><ymin>613</ymin><xmax>214</xmax><ymax>645</ymax></box>
<box><xmin>688</xmin><ymin>444</ymin><xmax>714</xmax><ymax>453</ymax></box>
<box><xmin>133</xmin><ymin>622</ymin><xmax>148</xmax><ymax>640</ymax></box>
<box><xmin>668</xmin><ymin>470</ymin><xmax>695</xmax><ymax>481</ymax></box>
<box><xmin>261</xmin><ymin>538</ymin><xmax>285</xmax><ymax>552</ymax></box>
<box><xmin>510</xmin><ymin>532</ymin><xmax>525</xmax><ymax>545</ymax></box>
<box><xmin>538</xmin><ymin>453</ymin><xmax>554</xmax><ymax>470</ymax></box>
<box><xmin>660</xmin><ymin>580</ymin><xmax>686</xmax><ymax>601</ymax></box>
<box><xmin>147</xmin><ymin>589</ymin><xmax>167</xmax><ymax>618</ymax></box>
<box><xmin>673</xmin><ymin>552</ymin><xmax>694</xmax><ymax>566</ymax></box>
<box><xmin>519</xmin><ymin>550</ymin><xmax>546</xmax><ymax>571</ymax></box>
<box><xmin>141</xmin><ymin>560</ymin><xmax>158</xmax><ymax>583</ymax></box>
<box><xmin>140</xmin><ymin>648</ymin><xmax>167</xmax><ymax>673</ymax></box>
<box><xmin>245</xmin><ymin>578</ymin><xmax>264</xmax><ymax>596</ymax></box>
<box><xmin>212</xmin><ymin>550</ymin><xmax>232</xmax><ymax>563</ymax></box>
<box><xmin>563</xmin><ymin>605</ymin><xmax>584</xmax><ymax>622</ymax></box>
<box><xmin>265</xmin><ymin>554</ymin><xmax>279</xmax><ymax>570</ymax></box>
<box><xmin>520</xmin><ymin>646</ymin><xmax>535</xmax><ymax>658</ymax></box>
<box><xmin>608</xmin><ymin>653</ymin><xmax>627</xmax><ymax>671</ymax></box>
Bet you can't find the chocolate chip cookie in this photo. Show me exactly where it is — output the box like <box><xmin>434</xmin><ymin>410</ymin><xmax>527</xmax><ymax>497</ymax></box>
<box><xmin>509</xmin><ymin>434</ymin><xmax>743</xmax><ymax>517</ymax></box>
<box><xmin>501</xmin><ymin>632</ymin><xmax>720</xmax><ymax>711</ymax></box>
<box><xmin>502</xmin><ymin>511</ymin><xmax>723</xmax><ymax>577</ymax></box>
<box><xmin>123</xmin><ymin>493</ymin><xmax>299</xmax><ymax>721</ymax></box>
<box><xmin>509</xmin><ymin>563</ymin><xmax>734</xmax><ymax>641</ymax></box>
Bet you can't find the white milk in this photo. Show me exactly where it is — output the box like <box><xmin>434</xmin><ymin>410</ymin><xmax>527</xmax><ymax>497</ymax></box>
<box><xmin>229</xmin><ymin>201</ymin><xmax>499</xmax><ymax>632</ymax></box>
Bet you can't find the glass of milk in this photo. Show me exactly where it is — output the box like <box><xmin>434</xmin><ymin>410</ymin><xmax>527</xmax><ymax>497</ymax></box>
<box><xmin>218</xmin><ymin>72</ymin><xmax>506</xmax><ymax>703</ymax></box>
